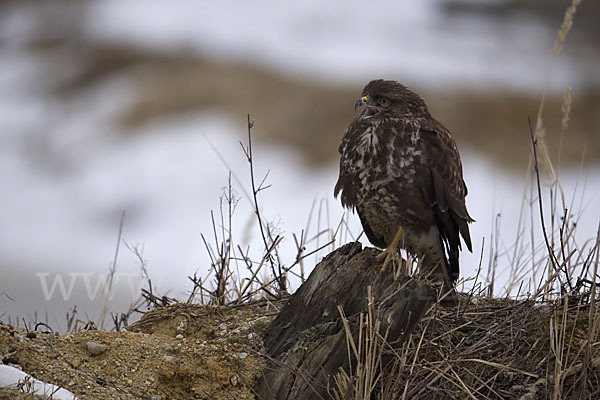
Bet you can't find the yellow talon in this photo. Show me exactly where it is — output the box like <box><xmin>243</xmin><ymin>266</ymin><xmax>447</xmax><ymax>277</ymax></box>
<box><xmin>376</xmin><ymin>226</ymin><xmax>405</xmax><ymax>273</ymax></box>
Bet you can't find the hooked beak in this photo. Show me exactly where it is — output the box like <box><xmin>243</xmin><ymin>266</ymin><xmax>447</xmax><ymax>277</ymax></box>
<box><xmin>355</xmin><ymin>95</ymin><xmax>380</xmax><ymax>121</ymax></box>
<box><xmin>354</xmin><ymin>95</ymin><xmax>368</xmax><ymax>111</ymax></box>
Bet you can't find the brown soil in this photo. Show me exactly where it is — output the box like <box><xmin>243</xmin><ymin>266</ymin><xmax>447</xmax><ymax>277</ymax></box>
<box><xmin>0</xmin><ymin>302</ymin><xmax>279</xmax><ymax>399</ymax></box>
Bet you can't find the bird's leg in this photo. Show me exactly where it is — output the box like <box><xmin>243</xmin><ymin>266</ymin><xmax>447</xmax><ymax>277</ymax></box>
<box><xmin>376</xmin><ymin>226</ymin><xmax>404</xmax><ymax>272</ymax></box>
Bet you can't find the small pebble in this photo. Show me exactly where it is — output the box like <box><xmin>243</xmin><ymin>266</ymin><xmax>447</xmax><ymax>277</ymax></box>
<box><xmin>161</xmin><ymin>355</ymin><xmax>176</xmax><ymax>363</ymax></box>
<box><xmin>87</xmin><ymin>341</ymin><xmax>107</xmax><ymax>356</ymax></box>
<box><xmin>248</xmin><ymin>333</ymin><xmax>255</xmax><ymax>340</ymax></box>
<box><xmin>163</xmin><ymin>344</ymin><xmax>178</xmax><ymax>355</ymax></box>
<box><xmin>2</xmin><ymin>357</ymin><xmax>18</xmax><ymax>364</ymax></box>
<box><xmin>230</xmin><ymin>375</ymin><xmax>239</xmax><ymax>386</ymax></box>
<box><xmin>238</xmin><ymin>352</ymin><xmax>248</xmax><ymax>359</ymax></box>
<box><xmin>175</xmin><ymin>334</ymin><xmax>184</xmax><ymax>339</ymax></box>
<box><xmin>218</xmin><ymin>323</ymin><xmax>228</xmax><ymax>331</ymax></box>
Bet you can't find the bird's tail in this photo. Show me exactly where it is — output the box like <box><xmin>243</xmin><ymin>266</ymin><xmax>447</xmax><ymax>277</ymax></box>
<box><xmin>448</xmin><ymin>244</ymin><xmax>460</xmax><ymax>282</ymax></box>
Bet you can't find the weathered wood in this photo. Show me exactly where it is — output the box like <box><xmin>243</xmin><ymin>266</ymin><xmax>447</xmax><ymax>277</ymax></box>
<box><xmin>255</xmin><ymin>242</ymin><xmax>438</xmax><ymax>400</ymax></box>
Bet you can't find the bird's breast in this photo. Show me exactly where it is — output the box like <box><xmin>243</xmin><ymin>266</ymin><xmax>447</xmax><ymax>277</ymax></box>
<box><xmin>346</xmin><ymin>120</ymin><xmax>424</xmax><ymax>192</ymax></box>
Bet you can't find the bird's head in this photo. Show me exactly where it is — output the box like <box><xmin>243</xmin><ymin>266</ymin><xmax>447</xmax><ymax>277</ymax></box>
<box><xmin>355</xmin><ymin>79</ymin><xmax>428</xmax><ymax>121</ymax></box>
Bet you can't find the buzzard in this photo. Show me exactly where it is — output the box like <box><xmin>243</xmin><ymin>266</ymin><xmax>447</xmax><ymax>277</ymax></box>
<box><xmin>334</xmin><ymin>79</ymin><xmax>473</xmax><ymax>292</ymax></box>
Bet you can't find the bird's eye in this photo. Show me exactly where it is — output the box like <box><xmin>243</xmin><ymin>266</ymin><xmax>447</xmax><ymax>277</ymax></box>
<box><xmin>377</xmin><ymin>97</ymin><xmax>390</xmax><ymax>107</ymax></box>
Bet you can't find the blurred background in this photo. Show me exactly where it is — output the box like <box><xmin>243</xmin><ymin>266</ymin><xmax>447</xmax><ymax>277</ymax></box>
<box><xmin>1</xmin><ymin>0</ymin><xmax>599</xmax><ymax>329</ymax></box>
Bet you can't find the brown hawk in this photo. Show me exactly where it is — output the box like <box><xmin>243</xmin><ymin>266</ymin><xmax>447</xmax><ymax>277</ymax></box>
<box><xmin>334</xmin><ymin>79</ymin><xmax>474</xmax><ymax>291</ymax></box>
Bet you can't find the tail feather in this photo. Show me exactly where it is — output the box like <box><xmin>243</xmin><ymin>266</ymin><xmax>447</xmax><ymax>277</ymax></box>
<box><xmin>447</xmin><ymin>243</ymin><xmax>460</xmax><ymax>282</ymax></box>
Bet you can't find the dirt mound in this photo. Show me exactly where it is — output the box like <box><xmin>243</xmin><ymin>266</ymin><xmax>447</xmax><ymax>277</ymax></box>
<box><xmin>0</xmin><ymin>302</ymin><xmax>278</xmax><ymax>399</ymax></box>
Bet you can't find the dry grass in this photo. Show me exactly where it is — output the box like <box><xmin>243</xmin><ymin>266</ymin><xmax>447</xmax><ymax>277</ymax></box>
<box><xmin>333</xmin><ymin>287</ymin><xmax>385</xmax><ymax>400</ymax></box>
<box><xmin>334</xmin><ymin>215</ymin><xmax>600</xmax><ymax>399</ymax></box>
<box><xmin>380</xmin><ymin>295</ymin><xmax>599</xmax><ymax>399</ymax></box>
<box><xmin>192</xmin><ymin>115</ymin><xmax>342</xmax><ymax>306</ymax></box>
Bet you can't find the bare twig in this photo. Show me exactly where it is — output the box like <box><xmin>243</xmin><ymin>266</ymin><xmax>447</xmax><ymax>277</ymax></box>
<box><xmin>240</xmin><ymin>114</ymin><xmax>287</xmax><ymax>295</ymax></box>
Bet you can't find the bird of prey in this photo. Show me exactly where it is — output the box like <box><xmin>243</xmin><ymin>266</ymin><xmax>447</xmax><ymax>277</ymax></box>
<box><xmin>334</xmin><ymin>79</ymin><xmax>474</xmax><ymax>292</ymax></box>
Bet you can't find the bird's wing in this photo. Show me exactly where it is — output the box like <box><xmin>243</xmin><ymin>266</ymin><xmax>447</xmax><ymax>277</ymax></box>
<box><xmin>420</xmin><ymin>119</ymin><xmax>474</xmax><ymax>253</ymax></box>
<box><xmin>334</xmin><ymin>125</ymin><xmax>359</xmax><ymax>208</ymax></box>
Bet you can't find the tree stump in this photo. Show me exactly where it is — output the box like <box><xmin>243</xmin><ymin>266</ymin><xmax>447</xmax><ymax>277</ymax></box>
<box><xmin>255</xmin><ymin>242</ymin><xmax>438</xmax><ymax>399</ymax></box>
